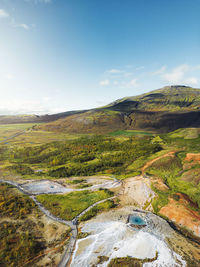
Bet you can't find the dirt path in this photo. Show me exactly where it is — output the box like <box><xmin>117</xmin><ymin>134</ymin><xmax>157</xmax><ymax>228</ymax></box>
<box><xmin>0</xmin><ymin>130</ymin><xmax>26</xmax><ymax>144</ymax></box>
<box><xmin>21</xmin><ymin>236</ymin><xmax>70</xmax><ymax>267</ymax></box>
<box><xmin>76</xmin><ymin>196</ymin><xmax>116</xmax><ymax>221</ymax></box>
<box><xmin>0</xmin><ymin>179</ymin><xmax>117</xmax><ymax>267</ymax></box>
<box><xmin>141</xmin><ymin>151</ymin><xmax>176</xmax><ymax>175</ymax></box>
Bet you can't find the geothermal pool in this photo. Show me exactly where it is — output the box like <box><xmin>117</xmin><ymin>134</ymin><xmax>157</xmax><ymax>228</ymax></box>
<box><xmin>22</xmin><ymin>180</ymin><xmax>72</xmax><ymax>194</ymax></box>
<box><xmin>21</xmin><ymin>179</ymin><xmax>120</xmax><ymax>194</ymax></box>
<box><xmin>71</xmin><ymin>210</ymin><xmax>186</xmax><ymax>267</ymax></box>
<box><xmin>129</xmin><ymin>215</ymin><xmax>146</xmax><ymax>226</ymax></box>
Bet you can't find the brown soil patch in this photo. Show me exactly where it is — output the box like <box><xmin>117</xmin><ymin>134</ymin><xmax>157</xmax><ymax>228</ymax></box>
<box><xmin>159</xmin><ymin>195</ymin><xmax>200</xmax><ymax>237</ymax></box>
<box><xmin>141</xmin><ymin>151</ymin><xmax>175</xmax><ymax>175</ymax></box>
<box><xmin>118</xmin><ymin>176</ymin><xmax>154</xmax><ymax>208</ymax></box>
<box><xmin>185</xmin><ymin>153</ymin><xmax>200</xmax><ymax>163</ymax></box>
<box><xmin>181</xmin><ymin>168</ymin><xmax>200</xmax><ymax>185</ymax></box>
<box><xmin>152</xmin><ymin>178</ymin><xmax>169</xmax><ymax>191</ymax></box>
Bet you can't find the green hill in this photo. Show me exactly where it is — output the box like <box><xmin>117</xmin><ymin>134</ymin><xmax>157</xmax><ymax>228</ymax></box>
<box><xmin>106</xmin><ymin>85</ymin><xmax>200</xmax><ymax>112</ymax></box>
<box><xmin>39</xmin><ymin>85</ymin><xmax>200</xmax><ymax>133</ymax></box>
<box><xmin>2</xmin><ymin>85</ymin><xmax>200</xmax><ymax>133</ymax></box>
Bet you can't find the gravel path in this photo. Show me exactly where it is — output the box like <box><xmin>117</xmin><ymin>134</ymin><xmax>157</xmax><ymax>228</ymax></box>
<box><xmin>0</xmin><ymin>130</ymin><xmax>26</xmax><ymax>144</ymax></box>
<box><xmin>0</xmin><ymin>178</ymin><xmax>116</xmax><ymax>267</ymax></box>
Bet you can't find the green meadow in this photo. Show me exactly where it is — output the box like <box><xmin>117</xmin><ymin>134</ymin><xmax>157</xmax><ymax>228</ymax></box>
<box><xmin>37</xmin><ymin>189</ymin><xmax>114</xmax><ymax>220</ymax></box>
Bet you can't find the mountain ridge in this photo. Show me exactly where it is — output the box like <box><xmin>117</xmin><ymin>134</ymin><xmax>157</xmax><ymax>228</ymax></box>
<box><xmin>38</xmin><ymin>85</ymin><xmax>200</xmax><ymax>133</ymax></box>
<box><xmin>2</xmin><ymin>85</ymin><xmax>200</xmax><ymax>133</ymax></box>
<box><xmin>105</xmin><ymin>85</ymin><xmax>200</xmax><ymax>113</ymax></box>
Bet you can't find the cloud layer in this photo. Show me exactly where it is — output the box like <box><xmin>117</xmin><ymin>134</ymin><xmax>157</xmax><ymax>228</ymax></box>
<box><xmin>25</xmin><ymin>0</ymin><xmax>51</xmax><ymax>3</ymax></box>
<box><xmin>154</xmin><ymin>64</ymin><xmax>199</xmax><ymax>86</ymax></box>
<box><xmin>99</xmin><ymin>66</ymin><xmax>140</xmax><ymax>89</ymax></box>
<box><xmin>0</xmin><ymin>9</ymin><xmax>9</xmax><ymax>18</ymax></box>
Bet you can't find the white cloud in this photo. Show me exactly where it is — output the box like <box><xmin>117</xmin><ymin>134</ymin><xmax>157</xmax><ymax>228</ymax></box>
<box><xmin>5</xmin><ymin>74</ymin><xmax>14</xmax><ymax>80</ymax></box>
<box><xmin>162</xmin><ymin>64</ymin><xmax>189</xmax><ymax>84</ymax></box>
<box><xmin>136</xmin><ymin>66</ymin><xmax>145</xmax><ymax>71</ymax></box>
<box><xmin>129</xmin><ymin>79</ymin><xmax>138</xmax><ymax>87</ymax></box>
<box><xmin>100</xmin><ymin>79</ymin><xmax>110</xmax><ymax>86</ymax></box>
<box><xmin>18</xmin><ymin>23</ymin><xmax>29</xmax><ymax>30</ymax></box>
<box><xmin>1</xmin><ymin>15</ymin><xmax>31</xmax><ymax>31</ymax></box>
<box><xmin>123</xmin><ymin>72</ymin><xmax>133</xmax><ymax>77</ymax></box>
<box><xmin>0</xmin><ymin>98</ymin><xmax>63</xmax><ymax>115</ymax></box>
<box><xmin>0</xmin><ymin>99</ymin><xmax>46</xmax><ymax>115</ymax></box>
<box><xmin>154</xmin><ymin>64</ymin><xmax>199</xmax><ymax>86</ymax></box>
<box><xmin>153</xmin><ymin>65</ymin><xmax>166</xmax><ymax>75</ymax></box>
<box><xmin>0</xmin><ymin>9</ymin><xmax>9</xmax><ymax>18</ymax></box>
<box><xmin>124</xmin><ymin>65</ymin><xmax>133</xmax><ymax>69</ymax></box>
<box><xmin>121</xmin><ymin>79</ymin><xmax>138</xmax><ymax>89</ymax></box>
<box><xmin>113</xmin><ymin>81</ymin><xmax>119</xmax><ymax>85</ymax></box>
<box><xmin>107</xmin><ymin>69</ymin><xmax>122</xmax><ymax>74</ymax></box>
<box><xmin>184</xmin><ymin>77</ymin><xmax>198</xmax><ymax>85</ymax></box>
<box><xmin>25</xmin><ymin>0</ymin><xmax>51</xmax><ymax>3</ymax></box>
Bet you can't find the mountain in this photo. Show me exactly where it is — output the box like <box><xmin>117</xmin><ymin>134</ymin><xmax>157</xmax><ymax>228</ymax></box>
<box><xmin>2</xmin><ymin>85</ymin><xmax>200</xmax><ymax>133</ymax></box>
<box><xmin>106</xmin><ymin>85</ymin><xmax>200</xmax><ymax>112</ymax></box>
<box><xmin>0</xmin><ymin>110</ymin><xmax>88</xmax><ymax>124</ymax></box>
<box><xmin>38</xmin><ymin>85</ymin><xmax>200</xmax><ymax>133</ymax></box>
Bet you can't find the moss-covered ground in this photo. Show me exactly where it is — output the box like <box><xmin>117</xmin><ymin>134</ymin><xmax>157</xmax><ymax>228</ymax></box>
<box><xmin>37</xmin><ymin>189</ymin><xmax>114</xmax><ymax>221</ymax></box>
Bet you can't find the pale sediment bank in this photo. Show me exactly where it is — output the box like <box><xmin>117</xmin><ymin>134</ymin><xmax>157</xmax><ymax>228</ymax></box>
<box><xmin>71</xmin><ymin>207</ymin><xmax>186</xmax><ymax>267</ymax></box>
<box><xmin>21</xmin><ymin>179</ymin><xmax>120</xmax><ymax>195</ymax></box>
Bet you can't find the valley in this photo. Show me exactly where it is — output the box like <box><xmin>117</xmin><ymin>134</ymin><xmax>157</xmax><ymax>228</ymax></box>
<box><xmin>1</xmin><ymin>86</ymin><xmax>200</xmax><ymax>266</ymax></box>
<box><xmin>1</xmin><ymin>0</ymin><xmax>200</xmax><ymax>264</ymax></box>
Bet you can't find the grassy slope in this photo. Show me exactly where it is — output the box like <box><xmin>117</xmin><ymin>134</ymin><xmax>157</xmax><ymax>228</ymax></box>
<box><xmin>145</xmin><ymin>129</ymin><xmax>200</xmax><ymax>212</ymax></box>
<box><xmin>3</xmin><ymin>135</ymin><xmax>161</xmax><ymax>179</ymax></box>
<box><xmin>0</xmin><ymin>183</ymin><xmax>71</xmax><ymax>267</ymax></box>
<box><xmin>108</xmin><ymin>86</ymin><xmax>200</xmax><ymax>112</ymax></box>
<box><xmin>38</xmin><ymin>86</ymin><xmax>200</xmax><ymax>134</ymax></box>
<box><xmin>37</xmin><ymin>189</ymin><xmax>114</xmax><ymax>221</ymax></box>
<box><xmin>1</xmin><ymin>124</ymin><xmax>200</xmax><ymax>264</ymax></box>
<box><xmin>1</xmin><ymin>86</ymin><xmax>200</xmax><ymax>135</ymax></box>
<box><xmin>0</xmin><ymin>183</ymin><xmax>44</xmax><ymax>266</ymax></box>
<box><xmin>79</xmin><ymin>199</ymin><xmax>117</xmax><ymax>221</ymax></box>
<box><xmin>39</xmin><ymin>110</ymin><xmax>124</xmax><ymax>134</ymax></box>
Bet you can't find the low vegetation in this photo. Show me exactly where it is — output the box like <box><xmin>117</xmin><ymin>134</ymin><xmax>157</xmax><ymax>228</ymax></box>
<box><xmin>77</xmin><ymin>232</ymin><xmax>91</xmax><ymax>239</ymax></box>
<box><xmin>0</xmin><ymin>183</ymin><xmax>71</xmax><ymax>267</ymax></box>
<box><xmin>108</xmin><ymin>251</ymin><xmax>158</xmax><ymax>267</ymax></box>
<box><xmin>79</xmin><ymin>199</ymin><xmax>117</xmax><ymax>221</ymax></box>
<box><xmin>0</xmin><ymin>183</ymin><xmax>38</xmax><ymax>219</ymax></box>
<box><xmin>109</xmin><ymin>130</ymin><xmax>153</xmax><ymax>137</ymax></box>
<box><xmin>0</xmin><ymin>221</ymin><xmax>44</xmax><ymax>267</ymax></box>
<box><xmin>4</xmin><ymin>135</ymin><xmax>162</xmax><ymax>178</ymax></box>
<box><xmin>146</xmin><ymin>150</ymin><xmax>200</xmax><ymax>212</ymax></box>
<box><xmin>0</xmin><ymin>184</ymin><xmax>43</xmax><ymax>266</ymax></box>
<box><xmin>37</xmin><ymin>189</ymin><xmax>114</xmax><ymax>221</ymax></box>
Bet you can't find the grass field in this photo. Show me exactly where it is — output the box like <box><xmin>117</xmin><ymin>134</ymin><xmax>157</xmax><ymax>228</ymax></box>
<box><xmin>37</xmin><ymin>189</ymin><xmax>114</xmax><ymax>221</ymax></box>
<box><xmin>146</xmin><ymin>152</ymin><xmax>200</xmax><ymax>211</ymax></box>
<box><xmin>0</xmin><ymin>123</ymin><xmax>38</xmax><ymax>141</ymax></box>
<box><xmin>108</xmin><ymin>253</ymin><xmax>158</xmax><ymax>267</ymax></box>
<box><xmin>79</xmin><ymin>199</ymin><xmax>117</xmax><ymax>221</ymax></box>
<box><xmin>0</xmin><ymin>183</ymin><xmax>42</xmax><ymax>266</ymax></box>
<box><xmin>0</xmin><ymin>183</ymin><xmax>71</xmax><ymax>267</ymax></box>
<box><xmin>0</xmin><ymin>123</ymin><xmax>88</xmax><ymax>146</ymax></box>
<box><xmin>168</xmin><ymin>128</ymin><xmax>200</xmax><ymax>139</ymax></box>
<box><xmin>7</xmin><ymin>130</ymin><xmax>87</xmax><ymax>146</ymax></box>
<box><xmin>2</xmin><ymin>135</ymin><xmax>161</xmax><ymax>179</ymax></box>
<box><xmin>109</xmin><ymin>130</ymin><xmax>154</xmax><ymax>137</ymax></box>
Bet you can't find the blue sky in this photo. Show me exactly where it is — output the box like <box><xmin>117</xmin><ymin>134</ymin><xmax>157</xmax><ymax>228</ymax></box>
<box><xmin>0</xmin><ymin>0</ymin><xmax>200</xmax><ymax>114</ymax></box>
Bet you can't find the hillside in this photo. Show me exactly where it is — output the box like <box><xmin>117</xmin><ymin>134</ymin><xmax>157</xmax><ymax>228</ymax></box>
<box><xmin>39</xmin><ymin>85</ymin><xmax>200</xmax><ymax>133</ymax></box>
<box><xmin>107</xmin><ymin>85</ymin><xmax>200</xmax><ymax>112</ymax></box>
<box><xmin>0</xmin><ymin>110</ymin><xmax>88</xmax><ymax>124</ymax></box>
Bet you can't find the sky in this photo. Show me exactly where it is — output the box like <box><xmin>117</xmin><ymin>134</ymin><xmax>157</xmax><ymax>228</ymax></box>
<box><xmin>0</xmin><ymin>0</ymin><xmax>200</xmax><ymax>115</ymax></box>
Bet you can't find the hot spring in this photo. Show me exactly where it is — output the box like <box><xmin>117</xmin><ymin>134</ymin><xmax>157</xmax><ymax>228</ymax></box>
<box><xmin>128</xmin><ymin>215</ymin><xmax>146</xmax><ymax>226</ymax></box>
